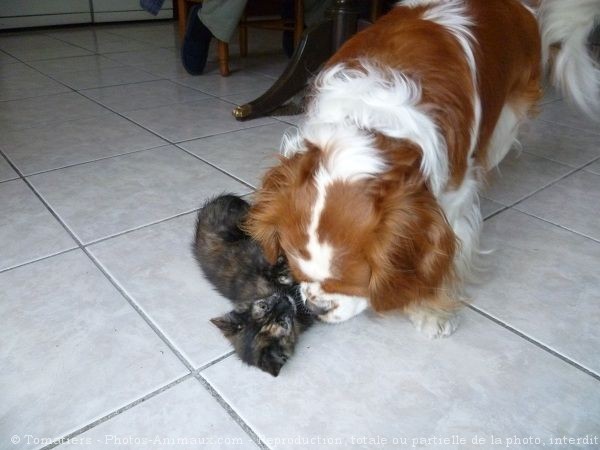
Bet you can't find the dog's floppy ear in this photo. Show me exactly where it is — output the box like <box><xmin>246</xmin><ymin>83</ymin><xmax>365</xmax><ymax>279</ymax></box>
<box><xmin>243</xmin><ymin>160</ymin><xmax>289</xmax><ymax>263</ymax></box>
<box><xmin>367</xmin><ymin>179</ymin><xmax>457</xmax><ymax>312</ymax></box>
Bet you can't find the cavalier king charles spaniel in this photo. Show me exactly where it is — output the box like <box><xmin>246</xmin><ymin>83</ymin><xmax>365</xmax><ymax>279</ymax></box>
<box><xmin>245</xmin><ymin>0</ymin><xmax>600</xmax><ymax>338</ymax></box>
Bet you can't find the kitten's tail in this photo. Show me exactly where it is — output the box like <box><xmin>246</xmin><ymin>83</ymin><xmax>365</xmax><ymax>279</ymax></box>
<box><xmin>538</xmin><ymin>0</ymin><xmax>600</xmax><ymax>118</ymax></box>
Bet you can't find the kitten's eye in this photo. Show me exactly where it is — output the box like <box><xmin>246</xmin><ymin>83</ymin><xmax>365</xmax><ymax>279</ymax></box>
<box><xmin>258</xmin><ymin>301</ymin><xmax>267</xmax><ymax>310</ymax></box>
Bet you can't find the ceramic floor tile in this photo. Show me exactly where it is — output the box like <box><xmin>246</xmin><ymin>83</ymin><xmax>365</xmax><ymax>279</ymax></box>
<box><xmin>0</xmin><ymin>156</ymin><xmax>18</xmax><ymax>182</ymax></box>
<box><xmin>0</xmin><ymin>50</ymin><xmax>18</xmax><ymax>64</ymax></box>
<box><xmin>104</xmin><ymin>48</ymin><xmax>180</xmax><ymax>67</ymax></box>
<box><xmin>273</xmin><ymin>113</ymin><xmax>305</xmax><ymax>127</ymax></box>
<box><xmin>28</xmin><ymin>145</ymin><xmax>250</xmax><ymax>244</ymax></box>
<box><xmin>61</xmin><ymin>379</ymin><xmax>258</xmax><ymax>450</ymax></box>
<box><xmin>240</xmin><ymin>54</ymin><xmax>290</xmax><ymax>79</ymax></box>
<box><xmin>0</xmin><ymin>114</ymin><xmax>166</xmax><ymax>175</ymax></box>
<box><xmin>50</xmin><ymin>66</ymin><xmax>161</xmax><ymax>90</ymax></box>
<box><xmin>0</xmin><ymin>62</ymin><xmax>39</xmax><ymax>79</ymax></box>
<box><xmin>122</xmin><ymin>98</ymin><xmax>276</xmax><ymax>143</ymax></box>
<box><xmin>4</xmin><ymin>43</ymin><xmax>93</xmax><ymax>62</ymax></box>
<box><xmin>480</xmin><ymin>197</ymin><xmax>504</xmax><ymax>219</ymax></box>
<box><xmin>179</xmin><ymin>123</ymin><xmax>293</xmax><ymax>188</ymax></box>
<box><xmin>28</xmin><ymin>54</ymin><xmax>125</xmax><ymax>76</ymax></box>
<box><xmin>470</xmin><ymin>209</ymin><xmax>600</xmax><ymax>375</ymax></box>
<box><xmin>48</xmin><ymin>31</ymin><xmax>156</xmax><ymax>54</ymax></box>
<box><xmin>518</xmin><ymin>120</ymin><xmax>600</xmax><ymax>167</ymax></box>
<box><xmin>127</xmin><ymin>60</ymin><xmax>199</xmax><ymax>79</ymax></box>
<box><xmin>103</xmin><ymin>23</ymin><xmax>179</xmax><ymax>47</ymax></box>
<box><xmin>0</xmin><ymin>250</ymin><xmax>187</xmax><ymax>446</ymax></box>
<box><xmin>81</xmin><ymin>80</ymin><xmax>210</xmax><ymax>112</ymax></box>
<box><xmin>483</xmin><ymin>150</ymin><xmax>572</xmax><ymax>205</ymax></box>
<box><xmin>0</xmin><ymin>179</ymin><xmax>77</xmax><ymax>271</ymax></box>
<box><xmin>174</xmin><ymin>71</ymin><xmax>275</xmax><ymax>97</ymax></box>
<box><xmin>539</xmin><ymin>82</ymin><xmax>561</xmax><ymax>105</ymax></box>
<box><xmin>585</xmin><ymin>159</ymin><xmax>600</xmax><ymax>175</ymax></box>
<box><xmin>88</xmin><ymin>213</ymin><xmax>236</xmax><ymax>368</ymax></box>
<box><xmin>0</xmin><ymin>34</ymin><xmax>76</xmax><ymax>51</ymax></box>
<box><xmin>0</xmin><ymin>70</ymin><xmax>71</xmax><ymax>101</ymax></box>
<box><xmin>515</xmin><ymin>170</ymin><xmax>600</xmax><ymax>242</ymax></box>
<box><xmin>538</xmin><ymin>100</ymin><xmax>600</xmax><ymax>135</ymax></box>
<box><xmin>0</xmin><ymin>92</ymin><xmax>112</xmax><ymax>133</ymax></box>
<box><xmin>203</xmin><ymin>309</ymin><xmax>600</xmax><ymax>448</ymax></box>
<box><xmin>219</xmin><ymin>89</ymin><xmax>272</xmax><ymax>107</ymax></box>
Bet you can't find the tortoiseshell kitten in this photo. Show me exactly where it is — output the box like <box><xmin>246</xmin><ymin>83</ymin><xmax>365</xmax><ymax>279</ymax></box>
<box><xmin>193</xmin><ymin>194</ymin><xmax>315</xmax><ymax>376</ymax></box>
<box><xmin>210</xmin><ymin>285</ymin><xmax>314</xmax><ymax>376</ymax></box>
<box><xmin>194</xmin><ymin>194</ymin><xmax>292</xmax><ymax>301</ymax></box>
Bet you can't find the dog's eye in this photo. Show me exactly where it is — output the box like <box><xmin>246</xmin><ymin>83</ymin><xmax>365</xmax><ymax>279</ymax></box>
<box><xmin>257</xmin><ymin>301</ymin><xmax>267</xmax><ymax>310</ymax></box>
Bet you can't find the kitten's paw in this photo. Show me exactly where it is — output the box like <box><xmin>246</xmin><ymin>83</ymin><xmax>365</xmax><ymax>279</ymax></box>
<box><xmin>408</xmin><ymin>307</ymin><xmax>459</xmax><ymax>339</ymax></box>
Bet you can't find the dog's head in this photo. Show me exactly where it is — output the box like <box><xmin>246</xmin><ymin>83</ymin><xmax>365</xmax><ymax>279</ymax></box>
<box><xmin>244</xmin><ymin>133</ymin><xmax>457</xmax><ymax>313</ymax></box>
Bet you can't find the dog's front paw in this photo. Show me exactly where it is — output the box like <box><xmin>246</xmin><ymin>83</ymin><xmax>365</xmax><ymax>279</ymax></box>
<box><xmin>408</xmin><ymin>308</ymin><xmax>459</xmax><ymax>339</ymax></box>
<box><xmin>300</xmin><ymin>282</ymin><xmax>368</xmax><ymax>323</ymax></box>
<box><xmin>318</xmin><ymin>299</ymin><xmax>367</xmax><ymax>323</ymax></box>
<box><xmin>300</xmin><ymin>282</ymin><xmax>335</xmax><ymax>315</ymax></box>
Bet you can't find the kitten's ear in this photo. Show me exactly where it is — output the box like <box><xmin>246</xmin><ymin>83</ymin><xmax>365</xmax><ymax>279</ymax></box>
<box><xmin>210</xmin><ymin>313</ymin><xmax>243</xmax><ymax>337</ymax></box>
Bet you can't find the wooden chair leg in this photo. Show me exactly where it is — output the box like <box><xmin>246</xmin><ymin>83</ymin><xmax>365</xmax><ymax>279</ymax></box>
<box><xmin>370</xmin><ymin>0</ymin><xmax>382</xmax><ymax>22</ymax></box>
<box><xmin>239</xmin><ymin>14</ymin><xmax>248</xmax><ymax>58</ymax></box>
<box><xmin>177</xmin><ymin>0</ymin><xmax>189</xmax><ymax>42</ymax></box>
<box><xmin>218</xmin><ymin>40</ymin><xmax>230</xmax><ymax>76</ymax></box>
<box><xmin>293</xmin><ymin>0</ymin><xmax>304</xmax><ymax>47</ymax></box>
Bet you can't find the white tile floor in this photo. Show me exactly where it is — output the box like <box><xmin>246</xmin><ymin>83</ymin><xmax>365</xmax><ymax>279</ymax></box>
<box><xmin>1</xmin><ymin>20</ymin><xmax>599</xmax><ymax>450</ymax></box>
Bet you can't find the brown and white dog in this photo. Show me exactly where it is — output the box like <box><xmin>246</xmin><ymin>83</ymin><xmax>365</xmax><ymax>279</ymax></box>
<box><xmin>246</xmin><ymin>0</ymin><xmax>600</xmax><ymax>338</ymax></box>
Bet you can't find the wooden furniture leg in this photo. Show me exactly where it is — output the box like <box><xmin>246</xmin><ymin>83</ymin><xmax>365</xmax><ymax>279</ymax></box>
<box><xmin>217</xmin><ymin>41</ymin><xmax>230</xmax><ymax>76</ymax></box>
<box><xmin>177</xmin><ymin>0</ymin><xmax>189</xmax><ymax>41</ymax></box>
<box><xmin>293</xmin><ymin>0</ymin><xmax>304</xmax><ymax>46</ymax></box>
<box><xmin>232</xmin><ymin>0</ymin><xmax>361</xmax><ymax>121</ymax></box>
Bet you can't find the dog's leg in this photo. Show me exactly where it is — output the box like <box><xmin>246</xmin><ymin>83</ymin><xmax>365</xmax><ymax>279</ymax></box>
<box><xmin>404</xmin><ymin>296</ymin><xmax>461</xmax><ymax>339</ymax></box>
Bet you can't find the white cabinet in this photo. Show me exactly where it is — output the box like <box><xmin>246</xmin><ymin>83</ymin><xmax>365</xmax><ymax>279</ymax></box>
<box><xmin>0</xmin><ymin>0</ymin><xmax>173</xmax><ymax>29</ymax></box>
<box><xmin>0</xmin><ymin>0</ymin><xmax>92</xmax><ymax>29</ymax></box>
<box><xmin>92</xmin><ymin>0</ymin><xmax>173</xmax><ymax>23</ymax></box>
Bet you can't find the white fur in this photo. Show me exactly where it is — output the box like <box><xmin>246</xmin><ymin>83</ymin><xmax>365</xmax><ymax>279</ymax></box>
<box><xmin>405</xmin><ymin>303</ymin><xmax>459</xmax><ymax>339</ymax></box>
<box><xmin>296</xmin><ymin>168</ymin><xmax>333</xmax><ymax>282</ymax></box>
<box><xmin>485</xmin><ymin>102</ymin><xmax>524</xmax><ymax>169</ymax></box>
<box><xmin>300</xmin><ymin>282</ymin><xmax>369</xmax><ymax>323</ymax></box>
<box><xmin>439</xmin><ymin>161</ymin><xmax>483</xmax><ymax>281</ymax></box>
<box><xmin>539</xmin><ymin>0</ymin><xmax>600</xmax><ymax>117</ymax></box>
<box><xmin>291</xmin><ymin>125</ymin><xmax>388</xmax><ymax>282</ymax></box>
<box><xmin>421</xmin><ymin>1</ymin><xmax>482</xmax><ymax>158</ymax></box>
<box><xmin>303</xmin><ymin>62</ymin><xmax>448</xmax><ymax>196</ymax></box>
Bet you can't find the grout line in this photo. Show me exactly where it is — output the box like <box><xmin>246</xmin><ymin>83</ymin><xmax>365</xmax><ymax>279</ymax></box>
<box><xmin>466</xmin><ymin>304</ymin><xmax>600</xmax><ymax>382</ymax></box>
<box><xmin>20</xmin><ymin>143</ymin><xmax>170</xmax><ymax>177</ymax></box>
<box><xmin>482</xmin><ymin>204</ymin><xmax>510</xmax><ymax>222</ymax></box>
<box><xmin>84</xmin><ymin>207</ymin><xmax>204</xmax><ymax>246</ymax></box>
<box><xmin>0</xmin><ymin>149</ymin><xmax>199</xmax><ymax>374</ymax></box>
<box><xmin>174</xmin><ymin>144</ymin><xmax>257</xmax><ymax>191</ymax></box>
<box><xmin>511</xmin><ymin>208</ymin><xmax>600</xmax><ymax>244</ymax></box>
<box><xmin>538</xmin><ymin>118</ymin><xmax>600</xmax><ymax>137</ymax></box>
<box><xmin>193</xmin><ymin>374</ymin><xmax>270</xmax><ymax>450</ymax></box>
<box><xmin>23</xmin><ymin>145</ymin><xmax>171</xmax><ymax>178</ymax></box>
<box><xmin>39</xmin><ymin>373</ymin><xmax>193</xmax><ymax>450</ymax></box>
<box><xmin>171</xmin><ymin>121</ymin><xmax>279</xmax><ymax>145</ymax></box>
<box><xmin>507</xmin><ymin>155</ymin><xmax>600</xmax><ymax>210</ymax></box>
<box><xmin>0</xmin><ymin>247</ymin><xmax>78</xmax><ymax>274</ymax></box>
<box><xmin>85</xmin><ymin>247</ymin><xmax>196</xmax><ymax>372</ymax></box>
<box><xmin>194</xmin><ymin>351</ymin><xmax>235</xmax><ymax>373</ymax></box>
